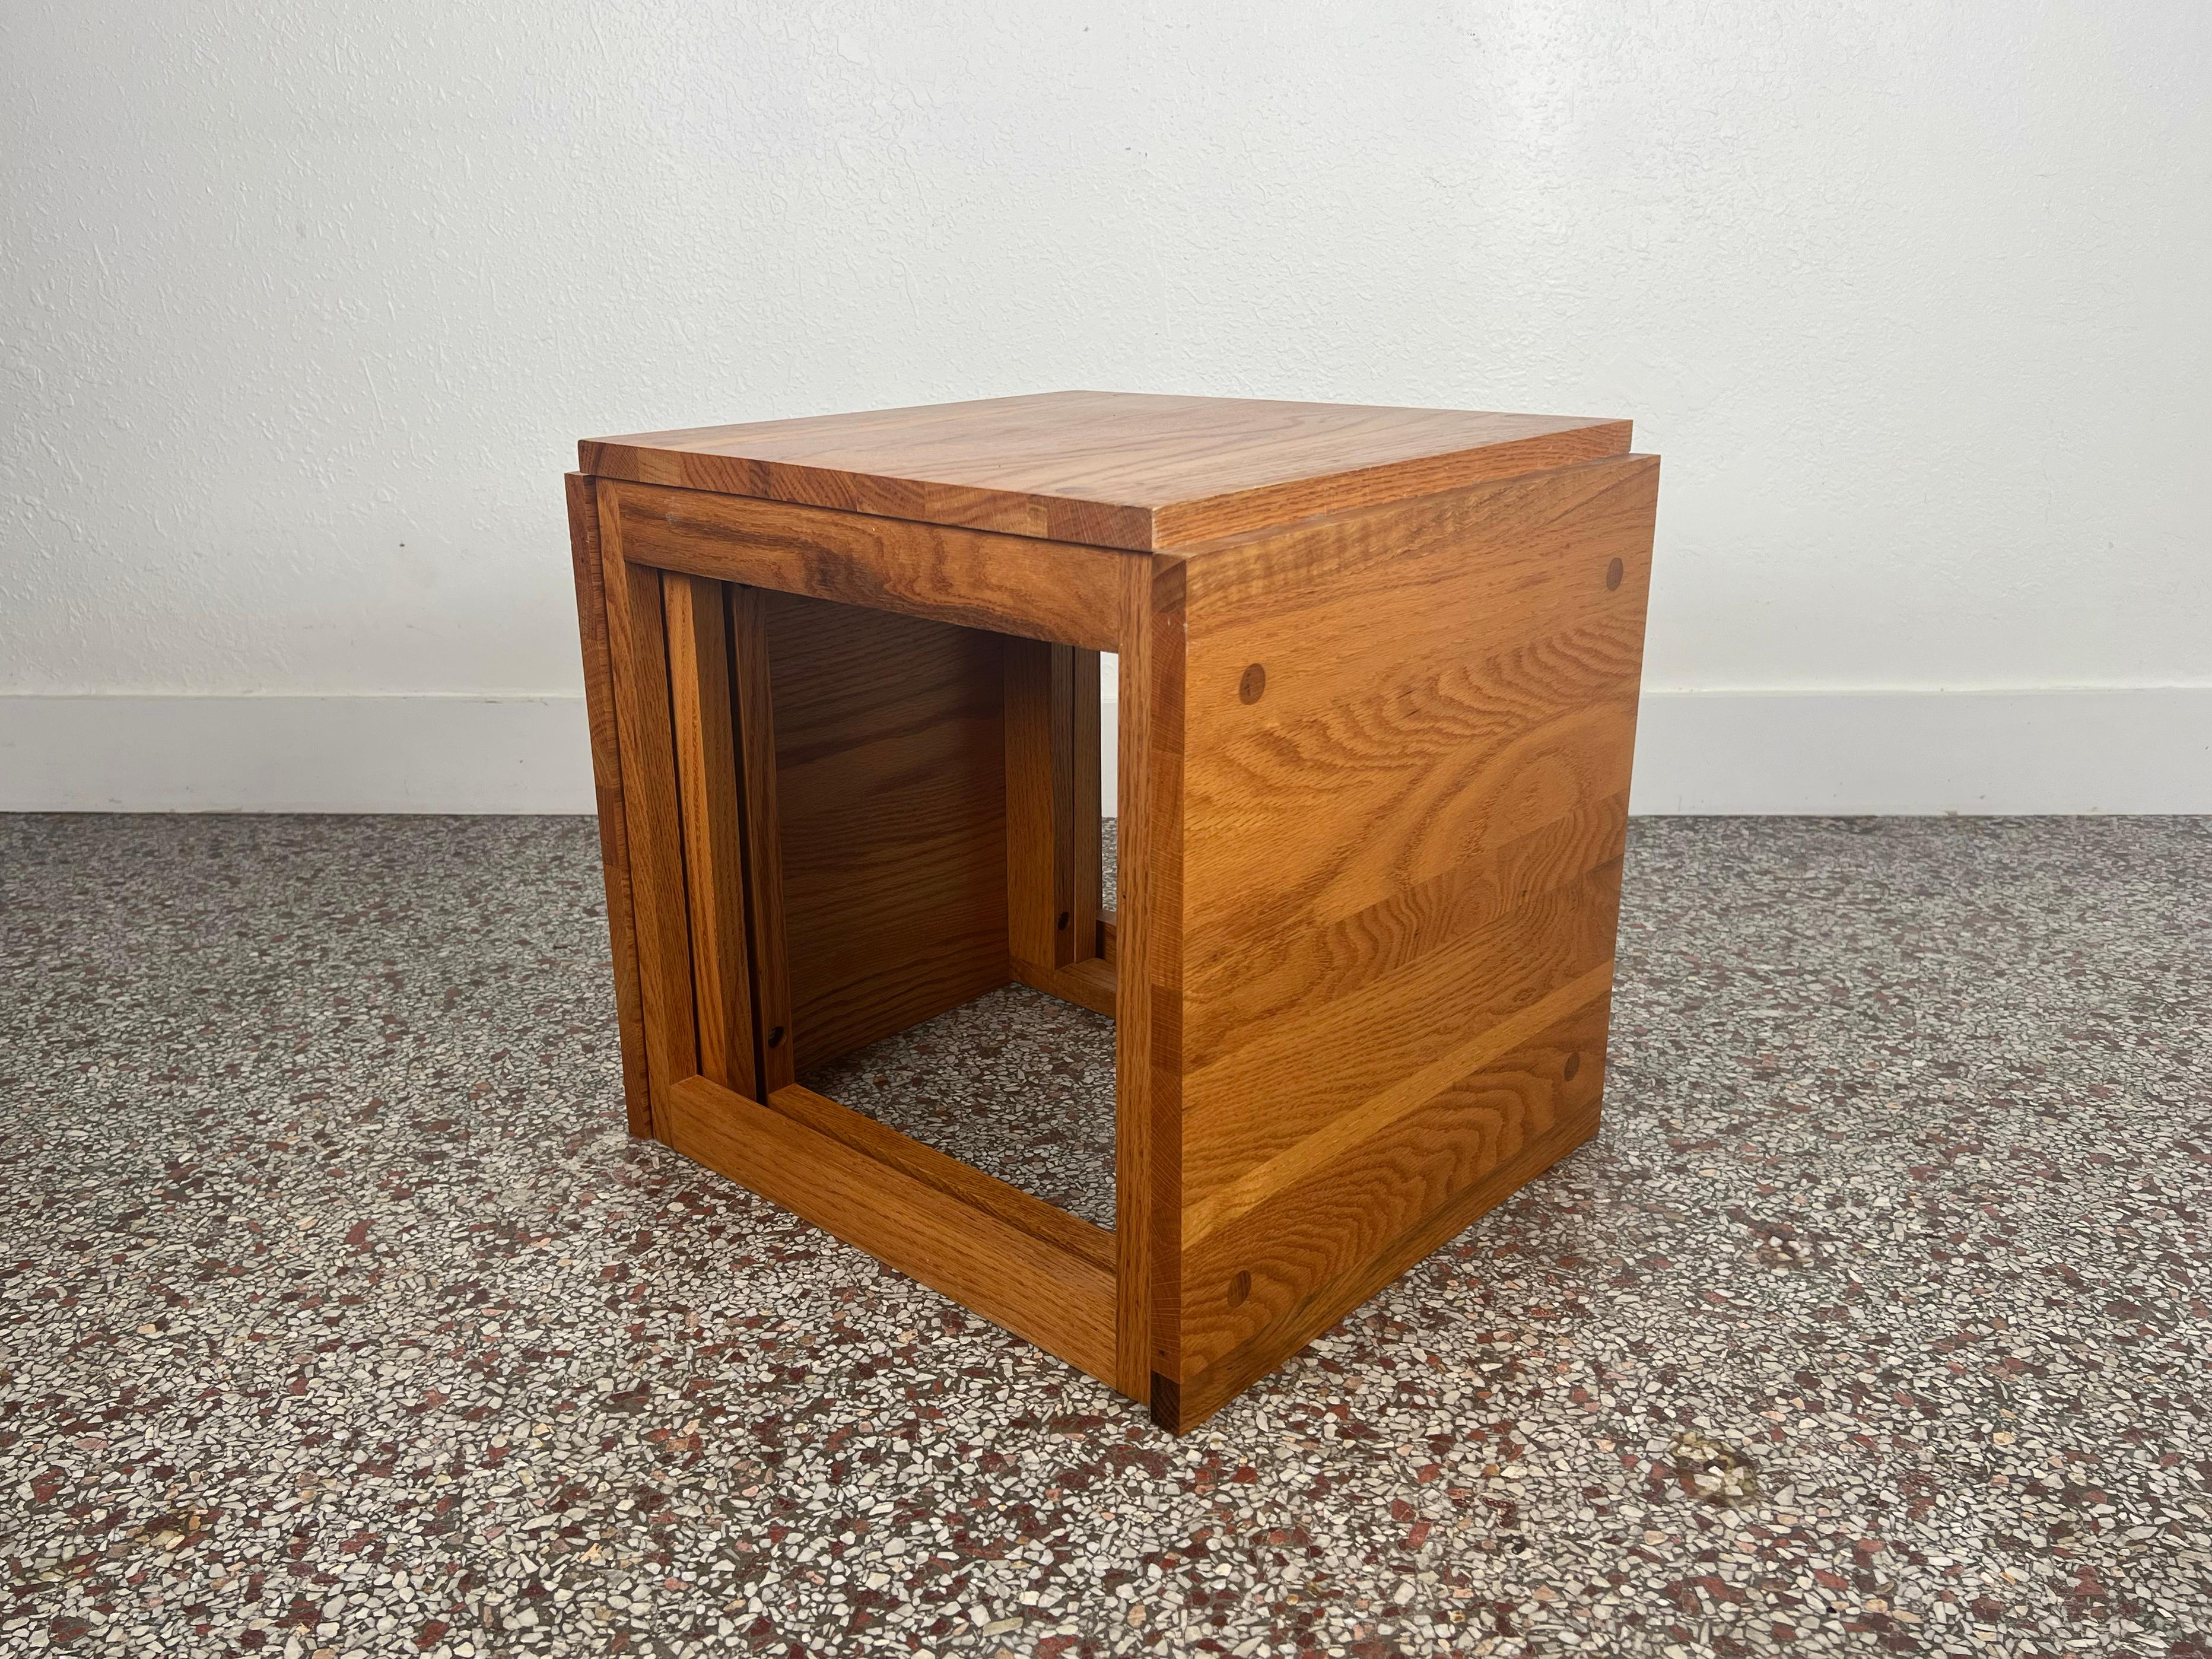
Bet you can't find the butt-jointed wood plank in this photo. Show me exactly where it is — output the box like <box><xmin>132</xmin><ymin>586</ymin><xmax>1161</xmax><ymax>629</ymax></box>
<box><xmin>1173</xmin><ymin>1093</ymin><xmax>1606</xmax><ymax>1431</ymax></box>
<box><xmin>662</xmin><ymin>572</ymin><xmax>758</xmax><ymax>1099</ymax></box>
<box><xmin>1148</xmin><ymin>453</ymin><xmax>1660</xmax><ymax>1430</ymax></box>
<box><xmin>595</xmin><ymin>494</ymin><xmax>701</xmax><ymax>1142</ymax></box>
<box><xmin>565</xmin><ymin>473</ymin><xmax>653</xmax><ymax>1139</ymax></box>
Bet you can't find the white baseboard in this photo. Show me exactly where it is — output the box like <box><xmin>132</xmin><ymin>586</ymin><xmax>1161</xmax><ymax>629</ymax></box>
<box><xmin>0</xmin><ymin>695</ymin><xmax>597</xmax><ymax>813</ymax></box>
<box><xmin>1</xmin><ymin>687</ymin><xmax>2205</xmax><ymax>815</ymax></box>
<box><xmin>1624</xmin><ymin>686</ymin><xmax>2211</xmax><ymax>815</ymax></box>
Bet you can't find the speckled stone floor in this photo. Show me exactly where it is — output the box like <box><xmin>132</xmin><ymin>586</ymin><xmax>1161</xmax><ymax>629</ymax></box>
<box><xmin>802</xmin><ymin>984</ymin><xmax>1116</xmax><ymax>1230</ymax></box>
<box><xmin>4</xmin><ymin>814</ymin><xmax>2208</xmax><ymax>1658</ymax></box>
<box><xmin>802</xmin><ymin>820</ymin><xmax>1118</xmax><ymax>1228</ymax></box>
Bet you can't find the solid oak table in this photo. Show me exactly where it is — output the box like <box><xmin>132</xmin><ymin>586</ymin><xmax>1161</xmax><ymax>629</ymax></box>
<box><xmin>564</xmin><ymin>391</ymin><xmax>1660</xmax><ymax>1431</ymax></box>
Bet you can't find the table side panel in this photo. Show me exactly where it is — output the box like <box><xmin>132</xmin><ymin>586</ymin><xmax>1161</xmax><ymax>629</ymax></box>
<box><xmin>1161</xmin><ymin>455</ymin><xmax>1660</xmax><ymax>1428</ymax></box>
<box><xmin>662</xmin><ymin>573</ymin><xmax>759</xmax><ymax>1099</ymax></box>
<box><xmin>1167</xmin><ymin>1091</ymin><xmax>1606</xmax><ymax>1432</ymax></box>
<box><xmin>763</xmin><ymin>593</ymin><xmax>1013</xmax><ymax>1073</ymax></box>
<box><xmin>565</xmin><ymin>475</ymin><xmax>653</xmax><ymax>1137</ymax></box>
<box><xmin>1121</xmin><ymin>556</ymin><xmax>1187</xmax><ymax>1406</ymax></box>
<box><xmin>595</xmin><ymin>491</ymin><xmax>703</xmax><ymax>1139</ymax></box>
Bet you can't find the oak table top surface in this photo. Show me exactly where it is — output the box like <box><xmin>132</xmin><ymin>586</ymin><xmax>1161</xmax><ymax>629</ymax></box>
<box><xmin>581</xmin><ymin>390</ymin><xmax>1632</xmax><ymax>552</ymax></box>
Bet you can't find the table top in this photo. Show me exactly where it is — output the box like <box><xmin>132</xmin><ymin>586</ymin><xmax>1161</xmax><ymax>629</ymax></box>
<box><xmin>581</xmin><ymin>390</ymin><xmax>1630</xmax><ymax>552</ymax></box>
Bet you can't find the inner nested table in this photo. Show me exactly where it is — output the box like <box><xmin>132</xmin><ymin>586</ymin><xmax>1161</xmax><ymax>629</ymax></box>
<box><xmin>565</xmin><ymin>390</ymin><xmax>1659</xmax><ymax>1431</ymax></box>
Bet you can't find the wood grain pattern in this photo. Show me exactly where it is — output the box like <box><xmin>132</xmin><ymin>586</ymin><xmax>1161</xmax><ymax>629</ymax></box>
<box><xmin>1155</xmin><ymin>453</ymin><xmax>1660</xmax><ymax>1429</ymax></box>
<box><xmin>764</xmin><ymin>593</ymin><xmax>1011</xmax><ymax>1073</ymax></box>
<box><xmin>1005</xmin><ymin>638</ymin><xmax>1108</xmax><ymax>1009</ymax></box>
<box><xmin>601</xmin><ymin>479</ymin><xmax>1122</xmax><ymax>650</ymax></box>
<box><xmin>771</xmin><ymin>1082</ymin><xmax>1113</xmax><ymax>1273</ymax></box>
<box><xmin>1162</xmin><ymin>1091</ymin><xmax>1605</xmax><ymax>1433</ymax></box>
<box><xmin>666</xmin><ymin>1076</ymin><xmax>1117</xmax><ymax>1385</ymax></box>
<box><xmin>1180</xmin><ymin>961</ymin><xmax>1616</xmax><ymax>1251</ymax></box>
<box><xmin>582</xmin><ymin>392</ymin><xmax>1632</xmax><ymax>551</ymax></box>
<box><xmin>1012</xmin><ymin>956</ymin><xmax>1114</xmax><ymax>1020</ymax></box>
<box><xmin>594</xmin><ymin>494</ymin><xmax>700</xmax><ymax>1140</ymax></box>
<box><xmin>1060</xmin><ymin>646</ymin><xmax>1103</xmax><ymax>969</ymax></box>
<box><xmin>1171</xmin><ymin>456</ymin><xmax>1661</xmax><ymax>1019</ymax></box>
<box><xmin>729</xmin><ymin>586</ymin><xmax>796</xmax><ymax>1098</ymax></box>
<box><xmin>568</xmin><ymin>401</ymin><xmax>1661</xmax><ymax>1432</ymax></box>
<box><xmin>1003</xmin><ymin>637</ymin><xmax>1062</xmax><ymax>972</ymax></box>
<box><xmin>1193</xmin><ymin>790</ymin><xmax>1630</xmax><ymax>1048</ymax></box>
<box><xmin>1120</xmin><ymin>554</ymin><xmax>1187</xmax><ymax>1406</ymax></box>
<box><xmin>1179</xmin><ymin>859</ymin><xmax>1624</xmax><ymax>1199</ymax></box>
<box><xmin>565</xmin><ymin>473</ymin><xmax>652</xmax><ymax>1138</ymax></box>
<box><xmin>662</xmin><ymin>573</ymin><xmax>757</xmax><ymax>1098</ymax></box>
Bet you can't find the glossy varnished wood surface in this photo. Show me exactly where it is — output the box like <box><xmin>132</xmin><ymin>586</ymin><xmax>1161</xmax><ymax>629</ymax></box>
<box><xmin>583</xmin><ymin>392</ymin><xmax>1631</xmax><ymax>552</ymax></box>
<box><xmin>1119</xmin><ymin>553</ymin><xmax>1183</xmax><ymax>1404</ymax></box>
<box><xmin>1005</xmin><ymin>637</ymin><xmax>1112</xmax><ymax>1015</ymax></box>
<box><xmin>594</xmin><ymin>493</ymin><xmax>700</xmax><ymax>1138</ymax></box>
<box><xmin>564</xmin><ymin>475</ymin><xmax>652</xmax><ymax>1138</ymax></box>
<box><xmin>666</xmin><ymin>1076</ymin><xmax>1117</xmax><ymax>1385</ymax></box>
<box><xmin>729</xmin><ymin>586</ymin><xmax>796</xmax><ymax>1098</ymax></box>
<box><xmin>762</xmin><ymin>593</ymin><xmax>1012</xmax><ymax>1073</ymax></box>
<box><xmin>1168</xmin><ymin>1097</ymin><xmax>1604</xmax><ymax>1431</ymax></box>
<box><xmin>662</xmin><ymin>574</ymin><xmax>757</xmax><ymax>1099</ymax></box>
<box><xmin>1004</xmin><ymin>638</ymin><xmax>1071</xmax><ymax>971</ymax></box>
<box><xmin>1152</xmin><ymin>453</ymin><xmax>1660</xmax><ymax>1429</ymax></box>
<box><xmin>602</xmin><ymin>479</ymin><xmax>1122</xmax><ymax>650</ymax></box>
<box><xmin>1056</xmin><ymin>646</ymin><xmax>1103</xmax><ymax>971</ymax></box>
<box><xmin>771</xmin><ymin>1082</ymin><xmax>1113</xmax><ymax>1274</ymax></box>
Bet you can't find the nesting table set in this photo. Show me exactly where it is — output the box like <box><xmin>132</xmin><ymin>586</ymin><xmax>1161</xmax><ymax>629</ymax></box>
<box><xmin>564</xmin><ymin>392</ymin><xmax>1658</xmax><ymax>1431</ymax></box>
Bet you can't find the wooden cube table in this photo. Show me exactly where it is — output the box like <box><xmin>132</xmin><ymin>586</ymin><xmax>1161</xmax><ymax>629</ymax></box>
<box><xmin>564</xmin><ymin>392</ymin><xmax>1659</xmax><ymax>1431</ymax></box>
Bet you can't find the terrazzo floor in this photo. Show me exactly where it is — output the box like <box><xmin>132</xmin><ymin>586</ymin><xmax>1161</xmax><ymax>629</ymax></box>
<box><xmin>802</xmin><ymin>986</ymin><xmax>1116</xmax><ymax>1231</ymax></box>
<box><xmin>802</xmin><ymin>825</ymin><xmax>1119</xmax><ymax>1229</ymax></box>
<box><xmin>3</xmin><ymin>813</ymin><xmax>2209</xmax><ymax>1658</ymax></box>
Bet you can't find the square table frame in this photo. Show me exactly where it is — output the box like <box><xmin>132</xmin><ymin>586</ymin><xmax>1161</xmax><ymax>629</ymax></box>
<box><xmin>567</xmin><ymin>450</ymin><xmax>1659</xmax><ymax>1432</ymax></box>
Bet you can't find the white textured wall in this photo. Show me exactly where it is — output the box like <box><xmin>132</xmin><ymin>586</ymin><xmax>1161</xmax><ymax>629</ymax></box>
<box><xmin>4</xmin><ymin>2</ymin><xmax>2209</xmax><ymax>809</ymax></box>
